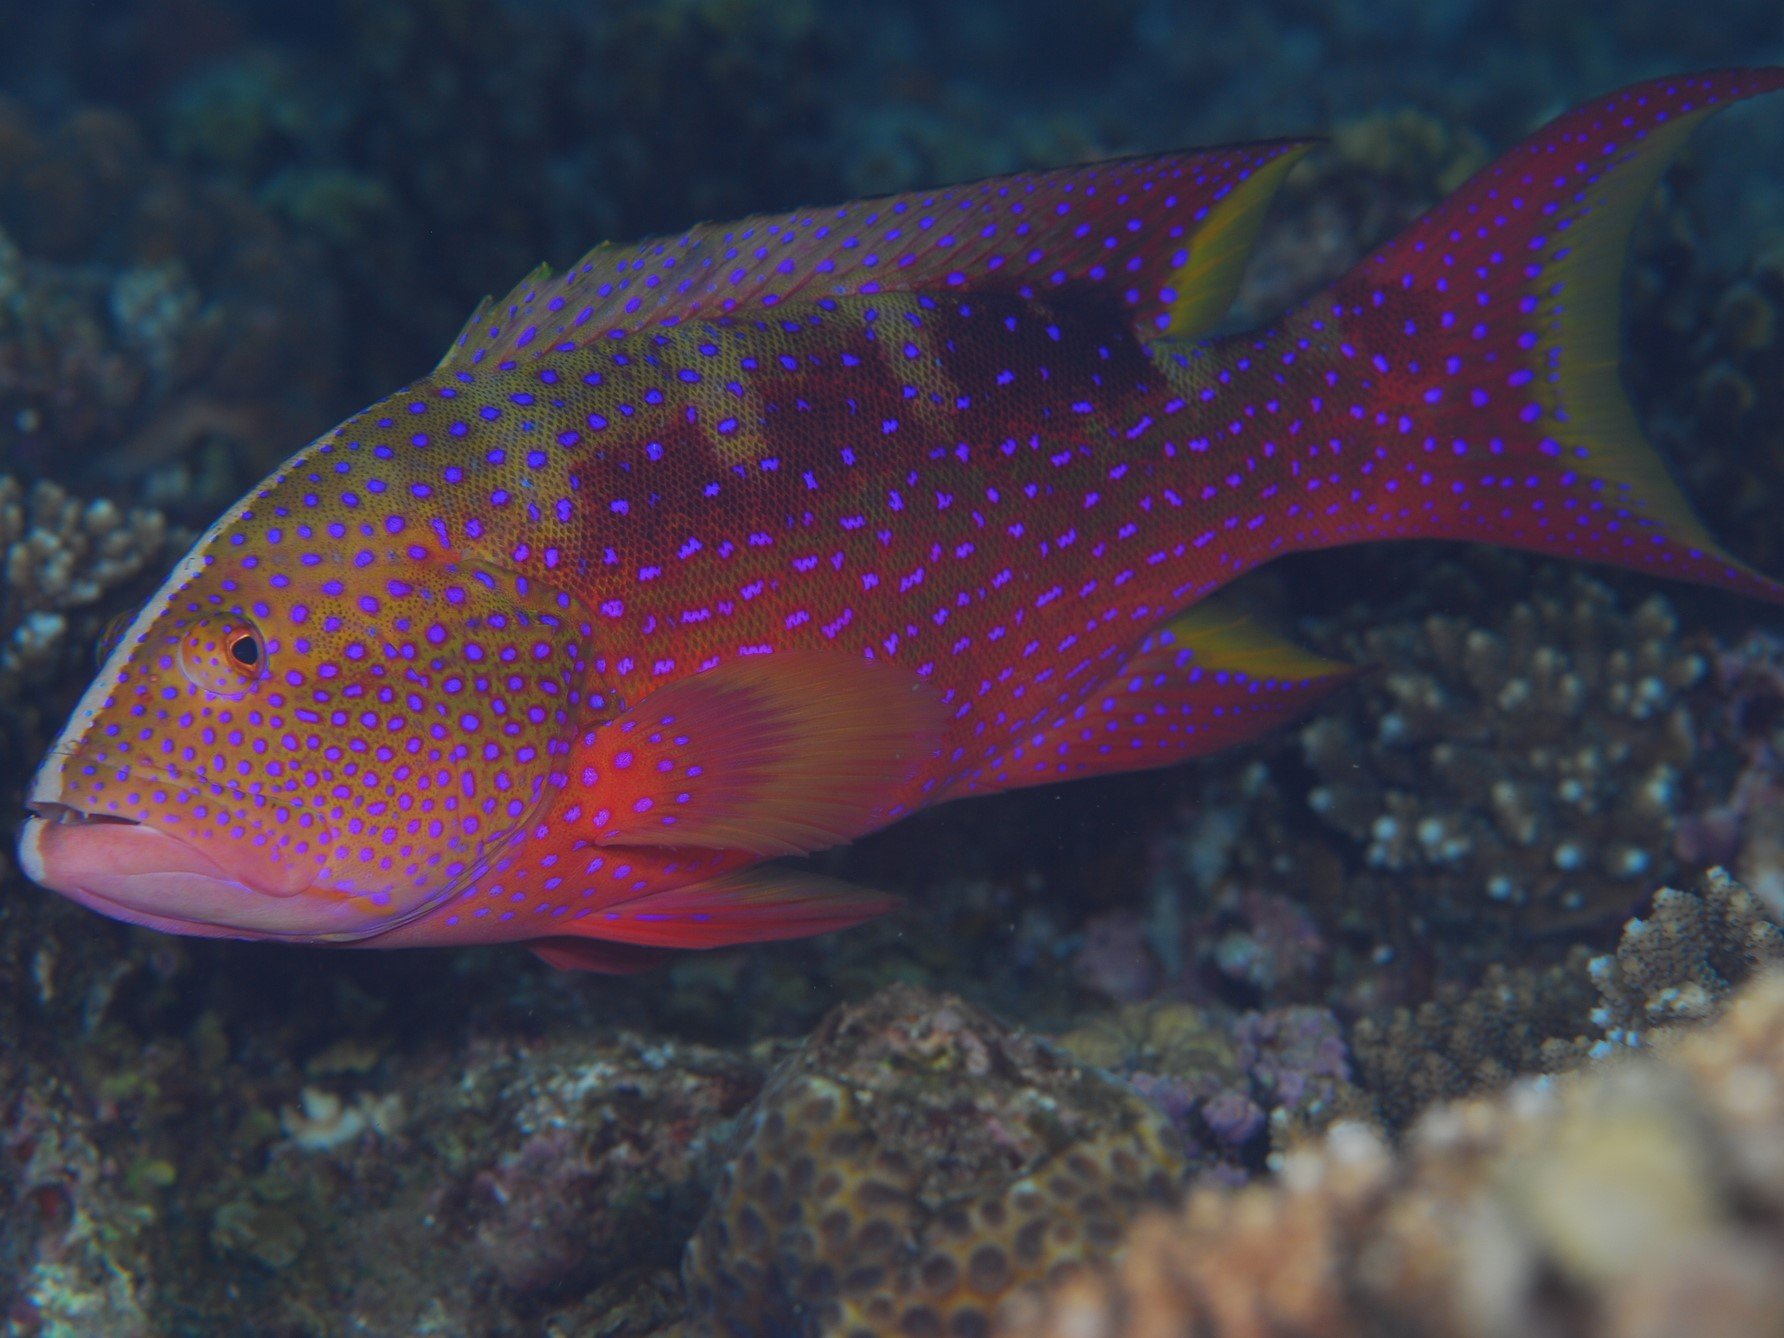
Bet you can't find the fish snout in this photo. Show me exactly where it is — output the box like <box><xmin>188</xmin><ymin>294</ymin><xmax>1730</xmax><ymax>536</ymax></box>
<box><xmin>19</xmin><ymin>809</ymin><xmax>311</xmax><ymax>937</ymax></box>
<box><xmin>19</xmin><ymin>752</ymin><xmax>354</xmax><ymax>938</ymax></box>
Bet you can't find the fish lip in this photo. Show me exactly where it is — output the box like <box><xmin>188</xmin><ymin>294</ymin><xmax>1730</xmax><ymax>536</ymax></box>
<box><xmin>18</xmin><ymin>817</ymin><xmax>254</xmax><ymax>940</ymax></box>
<box><xmin>22</xmin><ymin>741</ymin><xmax>546</xmax><ymax>947</ymax></box>
<box><xmin>17</xmin><ymin>811</ymin><xmax>436</xmax><ymax>945</ymax></box>
<box><xmin>14</xmin><ymin>810</ymin><xmax>402</xmax><ymax>941</ymax></box>
<box><xmin>26</xmin><ymin>750</ymin><xmax>320</xmax><ymax>899</ymax></box>
<box><xmin>20</xmin><ymin>792</ymin><xmax>313</xmax><ymax>899</ymax></box>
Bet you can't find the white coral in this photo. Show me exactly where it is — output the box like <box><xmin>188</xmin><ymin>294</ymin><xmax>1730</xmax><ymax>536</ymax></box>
<box><xmin>0</xmin><ymin>474</ymin><xmax>167</xmax><ymax>695</ymax></box>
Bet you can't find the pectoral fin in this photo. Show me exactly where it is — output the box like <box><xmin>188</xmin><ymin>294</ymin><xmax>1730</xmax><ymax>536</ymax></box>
<box><xmin>571</xmin><ymin>652</ymin><xmax>944</xmax><ymax>857</ymax></box>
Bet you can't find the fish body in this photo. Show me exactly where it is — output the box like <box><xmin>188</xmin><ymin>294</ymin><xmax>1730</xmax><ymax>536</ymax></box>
<box><xmin>21</xmin><ymin>70</ymin><xmax>1784</xmax><ymax>970</ymax></box>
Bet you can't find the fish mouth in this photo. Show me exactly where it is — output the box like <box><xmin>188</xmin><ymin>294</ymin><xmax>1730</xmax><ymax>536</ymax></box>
<box><xmin>21</xmin><ymin>750</ymin><xmax>532</xmax><ymax>945</ymax></box>
<box><xmin>26</xmin><ymin>801</ymin><xmax>143</xmax><ymax>829</ymax></box>
<box><xmin>18</xmin><ymin>799</ymin><xmax>356</xmax><ymax>941</ymax></box>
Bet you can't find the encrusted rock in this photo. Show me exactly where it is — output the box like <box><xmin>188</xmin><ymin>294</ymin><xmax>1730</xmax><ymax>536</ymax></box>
<box><xmin>1058</xmin><ymin>1001</ymin><xmax>1365</xmax><ymax>1177</ymax></box>
<box><xmin>682</xmin><ymin>984</ymin><xmax>1187</xmax><ymax>1337</ymax></box>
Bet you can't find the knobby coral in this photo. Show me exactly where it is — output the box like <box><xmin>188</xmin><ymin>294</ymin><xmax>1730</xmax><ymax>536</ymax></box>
<box><xmin>1353</xmin><ymin>868</ymin><xmax>1784</xmax><ymax>1127</ymax></box>
<box><xmin>0</xmin><ymin>476</ymin><xmax>167</xmax><ymax>694</ymax></box>
<box><xmin>1004</xmin><ymin>968</ymin><xmax>1784</xmax><ymax>1338</ymax></box>
<box><xmin>1301</xmin><ymin>570</ymin><xmax>1708</xmax><ymax>940</ymax></box>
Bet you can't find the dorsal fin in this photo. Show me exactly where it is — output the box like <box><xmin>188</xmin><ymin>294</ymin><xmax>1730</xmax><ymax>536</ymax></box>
<box><xmin>433</xmin><ymin>262</ymin><xmax>551</xmax><ymax>374</ymax></box>
<box><xmin>1158</xmin><ymin>142</ymin><xmax>1312</xmax><ymax>338</ymax></box>
<box><xmin>435</xmin><ymin>140</ymin><xmax>1316</xmax><ymax>373</ymax></box>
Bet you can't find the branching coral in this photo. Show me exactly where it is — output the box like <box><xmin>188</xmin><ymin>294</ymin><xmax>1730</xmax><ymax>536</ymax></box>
<box><xmin>1301</xmin><ymin>570</ymin><xmax>1708</xmax><ymax>941</ymax></box>
<box><xmin>1353</xmin><ymin>870</ymin><xmax>1784</xmax><ymax>1128</ymax></box>
<box><xmin>0</xmin><ymin>475</ymin><xmax>167</xmax><ymax>697</ymax></box>
<box><xmin>1003</xmin><ymin>969</ymin><xmax>1784</xmax><ymax>1338</ymax></box>
<box><xmin>1351</xmin><ymin>953</ymin><xmax>1598</xmax><ymax>1128</ymax></box>
<box><xmin>1590</xmin><ymin>866</ymin><xmax>1784</xmax><ymax>1042</ymax></box>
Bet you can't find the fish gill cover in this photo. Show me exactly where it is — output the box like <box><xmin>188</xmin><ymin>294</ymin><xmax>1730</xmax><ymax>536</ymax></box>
<box><xmin>1</xmin><ymin>2</ymin><xmax>1783</xmax><ymax>1334</ymax></box>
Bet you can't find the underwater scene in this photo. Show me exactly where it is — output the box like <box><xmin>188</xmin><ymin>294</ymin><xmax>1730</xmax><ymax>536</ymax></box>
<box><xmin>4</xmin><ymin>2</ymin><xmax>1784</xmax><ymax>1334</ymax></box>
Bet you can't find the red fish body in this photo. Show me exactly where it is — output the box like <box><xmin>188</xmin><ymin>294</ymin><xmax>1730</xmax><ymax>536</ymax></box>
<box><xmin>21</xmin><ymin>71</ymin><xmax>1784</xmax><ymax>971</ymax></box>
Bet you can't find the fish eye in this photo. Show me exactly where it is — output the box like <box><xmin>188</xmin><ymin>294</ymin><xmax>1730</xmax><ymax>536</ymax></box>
<box><xmin>178</xmin><ymin>613</ymin><xmax>268</xmax><ymax>697</ymax></box>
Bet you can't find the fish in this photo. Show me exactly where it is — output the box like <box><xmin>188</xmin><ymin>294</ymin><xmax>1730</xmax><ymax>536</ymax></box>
<box><xmin>19</xmin><ymin>69</ymin><xmax>1784</xmax><ymax>973</ymax></box>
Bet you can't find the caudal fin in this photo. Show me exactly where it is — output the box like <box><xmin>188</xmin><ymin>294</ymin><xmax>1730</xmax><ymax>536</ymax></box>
<box><xmin>1305</xmin><ymin>68</ymin><xmax>1784</xmax><ymax>603</ymax></box>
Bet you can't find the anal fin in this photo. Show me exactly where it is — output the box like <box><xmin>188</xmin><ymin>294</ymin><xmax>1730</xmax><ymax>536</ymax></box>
<box><xmin>551</xmin><ymin>868</ymin><xmax>902</xmax><ymax>950</ymax></box>
<box><xmin>526</xmin><ymin>938</ymin><xmax>671</xmax><ymax>974</ymax></box>
<box><xmin>965</xmin><ymin>600</ymin><xmax>1357</xmax><ymax>795</ymax></box>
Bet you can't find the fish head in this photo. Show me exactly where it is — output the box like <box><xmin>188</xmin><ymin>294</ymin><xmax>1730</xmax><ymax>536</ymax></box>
<box><xmin>20</xmin><ymin>436</ymin><xmax>591</xmax><ymax>943</ymax></box>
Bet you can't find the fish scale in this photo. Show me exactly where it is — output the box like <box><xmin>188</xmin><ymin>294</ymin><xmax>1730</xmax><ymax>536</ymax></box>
<box><xmin>20</xmin><ymin>68</ymin><xmax>1784</xmax><ymax>971</ymax></box>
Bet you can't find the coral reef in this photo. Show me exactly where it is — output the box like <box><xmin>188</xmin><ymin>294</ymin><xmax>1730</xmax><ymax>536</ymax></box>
<box><xmin>1231</xmin><ymin>105</ymin><xmax>1489</xmax><ymax>325</ymax></box>
<box><xmin>1675</xmin><ymin>628</ymin><xmax>1784</xmax><ymax>910</ymax></box>
<box><xmin>0</xmin><ymin>476</ymin><xmax>167</xmax><ymax>697</ymax></box>
<box><xmin>1300</xmin><ymin>570</ymin><xmax>1708</xmax><ymax>940</ymax></box>
<box><xmin>449</xmin><ymin>1032</ymin><xmax>763</xmax><ymax>1305</ymax></box>
<box><xmin>2</xmin><ymin>4</ymin><xmax>1783</xmax><ymax>1333</ymax></box>
<box><xmin>0</xmin><ymin>476</ymin><xmax>172</xmax><ymax>784</ymax></box>
<box><xmin>0</xmin><ymin>868</ymin><xmax>1775</xmax><ymax>1333</ymax></box>
<box><xmin>682</xmin><ymin>984</ymin><xmax>1186</xmax><ymax>1337</ymax></box>
<box><xmin>0</xmin><ymin>1003</ymin><xmax>771</xmax><ymax>1336</ymax></box>
<box><xmin>1056</xmin><ymin>1001</ymin><xmax>1363</xmax><ymax>1180</ymax></box>
<box><xmin>1634</xmin><ymin>205</ymin><xmax>1784</xmax><ymax>573</ymax></box>
<box><xmin>0</xmin><ymin>1067</ymin><xmax>156</xmax><ymax>1336</ymax></box>
<box><xmin>1071</xmin><ymin>562</ymin><xmax>1782</xmax><ymax>1018</ymax></box>
<box><xmin>1062</xmin><ymin>870</ymin><xmax>1784</xmax><ymax>1160</ymax></box>
<box><xmin>1002</xmin><ymin>969</ymin><xmax>1784</xmax><ymax>1338</ymax></box>
<box><xmin>1353</xmin><ymin>869</ymin><xmax>1784</xmax><ymax>1127</ymax></box>
<box><xmin>149</xmin><ymin>0</ymin><xmax>843</xmax><ymax>393</ymax></box>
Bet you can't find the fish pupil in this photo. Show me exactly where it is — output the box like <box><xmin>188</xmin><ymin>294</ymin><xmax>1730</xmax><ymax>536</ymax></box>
<box><xmin>229</xmin><ymin>634</ymin><xmax>260</xmax><ymax>668</ymax></box>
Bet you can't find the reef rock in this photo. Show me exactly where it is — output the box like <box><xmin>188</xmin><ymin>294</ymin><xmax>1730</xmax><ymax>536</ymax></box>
<box><xmin>682</xmin><ymin>983</ymin><xmax>1187</xmax><ymax>1337</ymax></box>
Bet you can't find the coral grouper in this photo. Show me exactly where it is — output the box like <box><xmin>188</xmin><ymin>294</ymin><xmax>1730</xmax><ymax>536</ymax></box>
<box><xmin>20</xmin><ymin>71</ymin><xmax>1784</xmax><ymax>971</ymax></box>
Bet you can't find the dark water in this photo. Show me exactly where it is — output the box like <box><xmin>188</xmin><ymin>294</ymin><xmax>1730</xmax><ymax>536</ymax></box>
<box><xmin>2</xmin><ymin>2</ymin><xmax>1782</xmax><ymax>1333</ymax></box>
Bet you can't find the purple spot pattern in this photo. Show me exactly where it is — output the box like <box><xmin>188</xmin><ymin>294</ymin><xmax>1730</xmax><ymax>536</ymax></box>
<box><xmin>35</xmin><ymin>69</ymin><xmax>1784</xmax><ymax>956</ymax></box>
